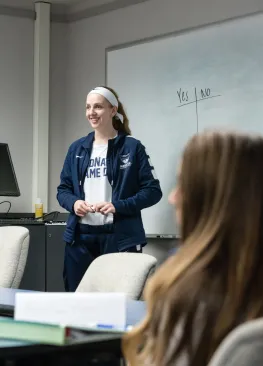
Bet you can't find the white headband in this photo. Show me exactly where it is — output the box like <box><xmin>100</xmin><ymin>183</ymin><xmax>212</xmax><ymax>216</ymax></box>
<box><xmin>88</xmin><ymin>87</ymin><xmax>124</xmax><ymax>123</ymax></box>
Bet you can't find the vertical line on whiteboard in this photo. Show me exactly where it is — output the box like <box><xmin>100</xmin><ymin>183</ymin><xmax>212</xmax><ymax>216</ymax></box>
<box><xmin>195</xmin><ymin>87</ymin><xmax>199</xmax><ymax>132</ymax></box>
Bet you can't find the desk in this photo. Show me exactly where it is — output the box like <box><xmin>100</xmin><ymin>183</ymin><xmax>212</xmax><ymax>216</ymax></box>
<box><xmin>0</xmin><ymin>333</ymin><xmax>122</xmax><ymax>366</ymax></box>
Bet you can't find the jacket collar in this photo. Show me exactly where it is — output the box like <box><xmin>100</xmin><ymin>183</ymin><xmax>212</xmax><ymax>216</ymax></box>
<box><xmin>81</xmin><ymin>131</ymin><xmax>127</xmax><ymax>149</ymax></box>
<box><xmin>81</xmin><ymin>132</ymin><xmax>95</xmax><ymax>149</ymax></box>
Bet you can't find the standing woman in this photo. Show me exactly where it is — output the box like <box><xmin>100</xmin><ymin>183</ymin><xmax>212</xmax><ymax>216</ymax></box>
<box><xmin>57</xmin><ymin>86</ymin><xmax>162</xmax><ymax>291</ymax></box>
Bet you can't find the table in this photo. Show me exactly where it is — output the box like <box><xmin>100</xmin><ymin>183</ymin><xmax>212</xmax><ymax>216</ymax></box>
<box><xmin>0</xmin><ymin>333</ymin><xmax>122</xmax><ymax>365</ymax></box>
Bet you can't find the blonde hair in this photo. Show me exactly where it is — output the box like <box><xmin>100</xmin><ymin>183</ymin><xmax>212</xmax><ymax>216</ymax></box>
<box><xmin>123</xmin><ymin>131</ymin><xmax>263</xmax><ymax>365</ymax></box>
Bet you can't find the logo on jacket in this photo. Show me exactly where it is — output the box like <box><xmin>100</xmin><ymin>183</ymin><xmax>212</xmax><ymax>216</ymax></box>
<box><xmin>120</xmin><ymin>153</ymin><xmax>132</xmax><ymax>169</ymax></box>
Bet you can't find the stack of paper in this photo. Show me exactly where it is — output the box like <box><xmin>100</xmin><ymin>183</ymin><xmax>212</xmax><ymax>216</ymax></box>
<box><xmin>15</xmin><ymin>292</ymin><xmax>127</xmax><ymax>330</ymax></box>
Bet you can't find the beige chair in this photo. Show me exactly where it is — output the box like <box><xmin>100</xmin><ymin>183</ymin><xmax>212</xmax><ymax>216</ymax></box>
<box><xmin>0</xmin><ymin>226</ymin><xmax>29</xmax><ymax>288</ymax></box>
<box><xmin>208</xmin><ymin>318</ymin><xmax>263</xmax><ymax>366</ymax></box>
<box><xmin>76</xmin><ymin>252</ymin><xmax>157</xmax><ymax>300</ymax></box>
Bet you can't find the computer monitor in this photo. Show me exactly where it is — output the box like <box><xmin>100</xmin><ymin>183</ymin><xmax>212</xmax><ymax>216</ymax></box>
<box><xmin>0</xmin><ymin>143</ymin><xmax>20</xmax><ymax>197</ymax></box>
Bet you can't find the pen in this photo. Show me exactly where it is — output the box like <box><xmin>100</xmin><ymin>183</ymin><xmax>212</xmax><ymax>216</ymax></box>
<box><xmin>96</xmin><ymin>324</ymin><xmax>133</xmax><ymax>331</ymax></box>
<box><xmin>87</xmin><ymin>323</ymin><xmax>131</xmax><ymax>331</ymax></box>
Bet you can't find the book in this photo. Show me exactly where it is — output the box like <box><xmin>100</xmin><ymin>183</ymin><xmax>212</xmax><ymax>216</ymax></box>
<box><xmin>0</xmin><ymin>316</ymin><xmax>125</xmax><ymax>346</ymax></box>
<box><xmin>0</xmin><ymin>316</ymin><xmax>69</xmax><ymax>345</ymax></box>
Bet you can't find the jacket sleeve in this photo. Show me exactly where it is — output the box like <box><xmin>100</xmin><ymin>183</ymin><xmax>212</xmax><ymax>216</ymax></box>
<box><xmin>112</xmin><ymin>142</ymin><xmax>162</xmax><ymax>216</ymax></box>
<box><xmin>57</xmin><ymin>147</ymin><xmax>80</xmax><ymax>213</ymax></box>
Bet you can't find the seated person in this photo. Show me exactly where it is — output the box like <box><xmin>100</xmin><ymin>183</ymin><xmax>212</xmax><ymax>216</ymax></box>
<box><xmin>123</xmin><ymin>130</ymin><xmax>263</xmax><ymax>366</ymax></box>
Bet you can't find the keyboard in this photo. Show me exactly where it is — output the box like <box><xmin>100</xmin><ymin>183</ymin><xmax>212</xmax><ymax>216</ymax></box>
<box><xmin>0</xmin><ymin>219</ymin><xmax>45</xmax><ymax>226</ymax></box>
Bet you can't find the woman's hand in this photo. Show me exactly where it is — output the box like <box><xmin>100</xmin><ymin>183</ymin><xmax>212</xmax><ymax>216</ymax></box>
<box><xmin>73</xmin><ymin>200</ymin><xmax>95</xmax><ymax>217</ymax></box>
<box><xmin>94</xmin><ymin>202</ymin><xmax>116</xmax><ymax>215</ymax></box>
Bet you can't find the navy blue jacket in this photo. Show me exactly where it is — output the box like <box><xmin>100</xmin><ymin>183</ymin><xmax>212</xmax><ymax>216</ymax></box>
<box><xmin>57</xmin><ymin>132</ymin><xmax>162</xmax><ymax>250</ymax></box>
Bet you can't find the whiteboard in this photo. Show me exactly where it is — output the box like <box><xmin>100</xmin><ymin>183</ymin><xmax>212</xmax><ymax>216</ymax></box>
<box><xmin>106</xmin><ymin>13</ymin><xmax>263</xmax><ymax>236</ymax></box>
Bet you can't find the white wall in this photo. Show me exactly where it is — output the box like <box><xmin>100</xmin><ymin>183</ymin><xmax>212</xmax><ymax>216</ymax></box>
<box><xmin>0</xmin><ymin>15</ymin><xmax>67</xmax><ymax>214</ymax></box>
<box><xmin>49</xmin><ymin>22</ymin><xmax>69</xmax><ymax>211</ymax></box>
<box><xmin>0</xmin><ymin>15</ymin><xmax>34</xmax><ymax>213</ymax></box>
<box><xmin>62</xmin><ymin>0</ymin><xmax>263</xmax><ymax>259</ymax></box>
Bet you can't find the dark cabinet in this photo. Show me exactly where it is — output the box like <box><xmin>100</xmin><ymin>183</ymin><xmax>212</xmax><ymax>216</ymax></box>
<box><xmin>19</xmin><ymin>225</ymin><xmax>46</xmax><ymax>291</ymax></box>
<box><xmin>46</xmin><ymin>224</ymin><xmax>65</xmax><ymax>292</ymax></box>
<box><xmin>0</xmin><ymin>221</ymin><xmax>66</xmax><ymax>292</ymax></box>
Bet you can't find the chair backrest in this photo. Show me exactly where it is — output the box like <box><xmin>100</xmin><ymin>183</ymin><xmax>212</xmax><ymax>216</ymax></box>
<box><xmin>76</xmin><ymin>252</ymin><xmax>157</xmax><ymax>300</ymax></box>
<box><xmin>0</xmin><ymin>226</ymin><xmax>29</xmax><ymax>288</ymax></box>
<box><xmin>208</xmin><ymin>318</ymin><xmax>263</xmax><ymax>366</ymax></box>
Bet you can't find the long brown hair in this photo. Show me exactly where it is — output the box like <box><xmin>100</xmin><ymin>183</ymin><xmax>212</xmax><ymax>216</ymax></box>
<box><xmin>123</xmin><ymin>131</ymin><xmax>263</xmax><ymax>365</ymax></box>
<box><xmin>100</xmin><ymin>86</ymin><xmax>131</xmax><ymax>135</ymax></box>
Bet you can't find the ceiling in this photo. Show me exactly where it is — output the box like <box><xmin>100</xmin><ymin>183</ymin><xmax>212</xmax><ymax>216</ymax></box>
<box><xmin>0</xmin><ymin>0</ymin><xmax>151</xmax><ymax>21</ymax></box>
<box><xmin>0</xmin><ymin>0</ymin><xmax>138</xmax><ymax>10</ymax></box>
<box><xmin>0</xmin><ymin>0</ymin><xmax>94</xmax><ymax>6</ymax></box>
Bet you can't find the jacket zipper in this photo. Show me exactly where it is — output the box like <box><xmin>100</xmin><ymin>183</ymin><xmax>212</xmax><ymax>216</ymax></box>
<box><xmin>79</xmin><ymin>149</ymin><xmax>90</xmax><ymax>200</ymax></box>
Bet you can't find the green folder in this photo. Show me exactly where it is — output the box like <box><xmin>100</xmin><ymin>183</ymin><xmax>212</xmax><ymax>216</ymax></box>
<box><xmin>0</xmin><ymin>317</ymin><xmax>68</xmax><ymax>345</ymax></box>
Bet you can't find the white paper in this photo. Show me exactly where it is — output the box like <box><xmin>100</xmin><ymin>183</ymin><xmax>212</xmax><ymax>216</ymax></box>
<box><xmin>15</xmin><ymin>292</ymin><xmax>127</xmax><ymax>329</ymax></box>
